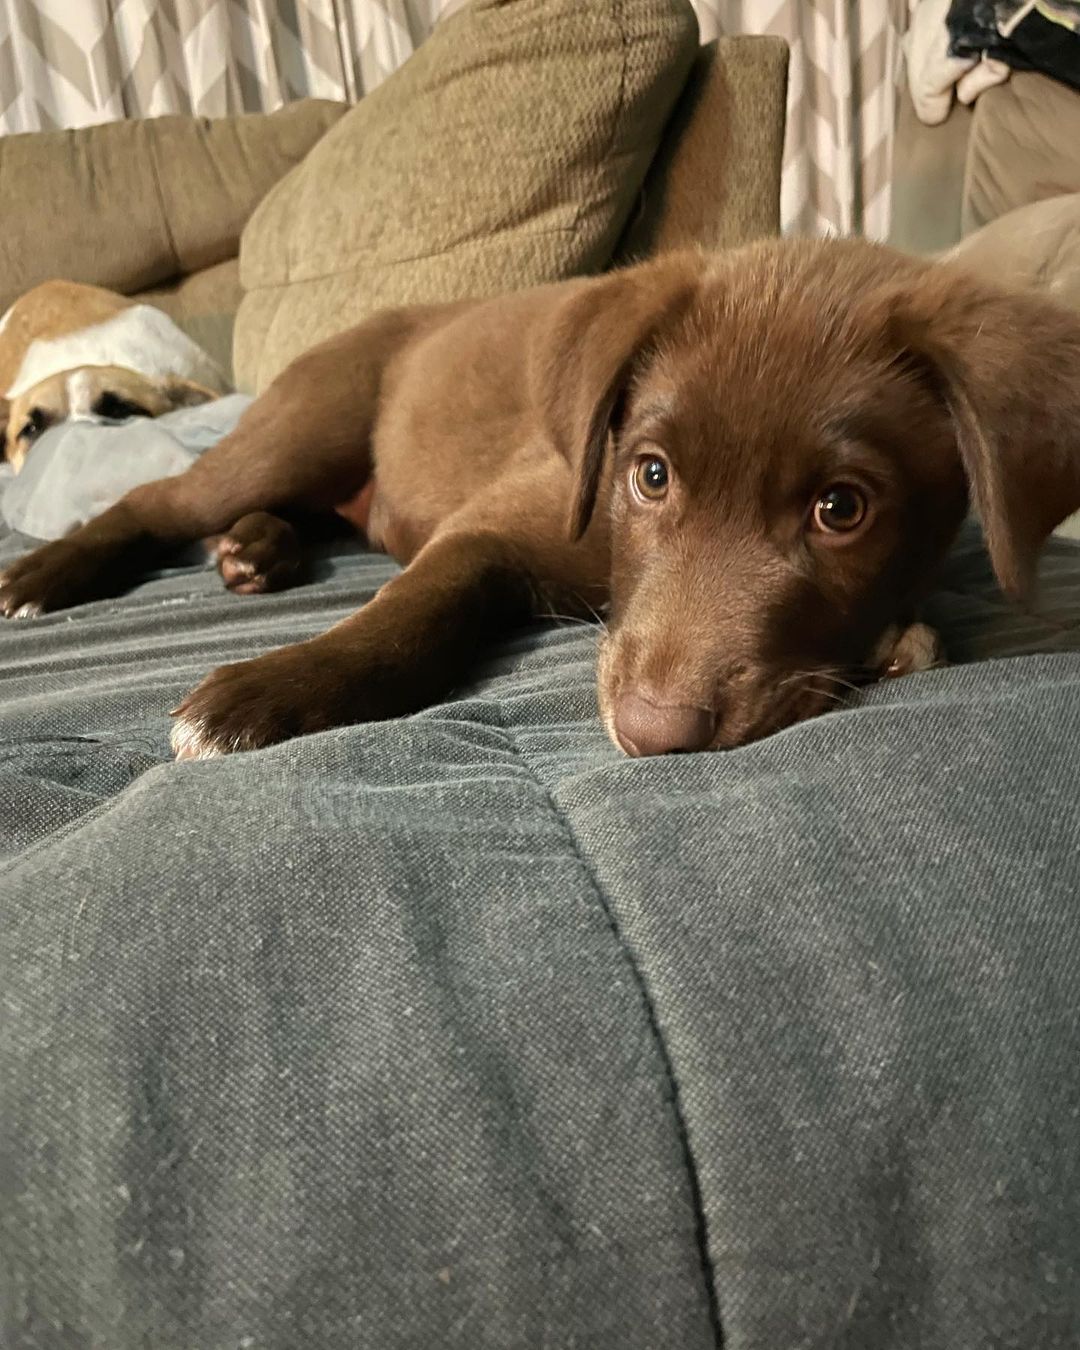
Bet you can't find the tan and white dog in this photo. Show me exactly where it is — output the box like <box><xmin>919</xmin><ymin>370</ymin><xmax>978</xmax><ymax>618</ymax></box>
<box><xmin>0</xmin><ymin>280</ymin><xmax>227</xmax><ymax>472</ymax></box>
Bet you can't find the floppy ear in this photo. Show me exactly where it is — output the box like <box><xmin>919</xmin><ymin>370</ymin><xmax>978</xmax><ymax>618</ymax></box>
<box><xmin>887</xmin><ymin>267</ymin><xmax>1080</xmax><ymax>598</ymax></box>
<box><xmin>530</xmin><ymin>257</ymin><xmax>696</xmax><ymax>539</ymax></box>
<box><xmin>163</xmin><ymin>376</ymin><xmax>219</xmax><ymax>410</ymax></box>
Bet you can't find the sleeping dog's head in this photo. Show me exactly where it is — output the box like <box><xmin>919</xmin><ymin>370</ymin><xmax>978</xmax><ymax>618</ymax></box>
<box><xmin>536</xmin><ymin>238</ymin><xmax>1080</xmax><ymax>755</ymax></box>
<box><xmin>0</xmin><ymin>365</ymin><xmax>216</xmax><ymax>473</ymax></box>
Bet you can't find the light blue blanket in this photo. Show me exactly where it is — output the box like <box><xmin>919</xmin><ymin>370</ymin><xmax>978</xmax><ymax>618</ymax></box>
<box><xmin>0</xmin><ymin>394</ymin><xmax>253</xmax><ymax>540</ymax></box>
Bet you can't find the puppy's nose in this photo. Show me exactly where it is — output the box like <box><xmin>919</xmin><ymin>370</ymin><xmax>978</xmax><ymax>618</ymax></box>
<box><xmin>614</xmin><ymin>691</ymin><xmax>716</xmax><ymax>757</ymax></box>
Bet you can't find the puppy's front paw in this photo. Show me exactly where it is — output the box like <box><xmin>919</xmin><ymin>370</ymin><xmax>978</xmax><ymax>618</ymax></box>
<box><xmin>876</xmin><ymin>621</ymin><xmax>944</xmax><ymax>679</ymax></box>
<box><xmin>0</xmin><ymin>540</ymin><xmax>88</xmax><ymax>617</ymax></box>
<box><xmin>170</xmin><ymin>648</ymin><xmax>335</xmax><ymax>759</ymax></box>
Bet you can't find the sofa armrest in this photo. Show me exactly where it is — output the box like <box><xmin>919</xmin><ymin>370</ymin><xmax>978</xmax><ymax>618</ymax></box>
<box><xmin>0</xmin><ymin>99</ymin><xmax>346</xmax><ymax>314</ymax></box>
<box><xmin>615</xmin><ymin>35</ymin><xmax>789</xmax><ymax>259</ymax></box>
<box><xmin>889</xmin><ymin>69</ymin><xmax>1080</xmax><ymax>256</ymax></box>
<box><xmin>963</xmin><ymin>71</ymin><xmax>1080</xmax><ymax>235</ymax></box>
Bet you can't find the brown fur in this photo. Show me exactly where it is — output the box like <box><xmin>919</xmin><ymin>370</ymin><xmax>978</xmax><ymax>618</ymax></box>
<box><xmin>2</xmin><ymin>238</ymin><xmax>1079</xmax><ymax>759</ymax></box>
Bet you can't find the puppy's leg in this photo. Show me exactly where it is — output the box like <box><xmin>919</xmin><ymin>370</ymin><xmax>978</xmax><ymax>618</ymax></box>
<box><xmin>170</xmin><ymin>528</ymin><xmax>536</xmax><ymax>759</ymax></box>
<box><xmin>213</xmin><ymin>512</ymin><xmax>303</xmax><ymax>595</ymax></box>
<box><xmin>0</xmin><ymin>309</ymin><xmax>431</xmax><ymax>618</ymax></box>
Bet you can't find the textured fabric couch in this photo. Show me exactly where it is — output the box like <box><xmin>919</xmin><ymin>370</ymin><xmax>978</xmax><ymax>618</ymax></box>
<box><xmin>0</xmin><ymin>98</ymin><xmax>345</xmax><ymax>381</ymax></box>
<box><xmin>4</xmin><ymin>6</ymin><xmax>1080</xmax><ymax>1350</ymax></box>
<box><xmin>4</xmin><ymin>506</ymin><xmax>1080</xmax><ymax>1350</ymax></box>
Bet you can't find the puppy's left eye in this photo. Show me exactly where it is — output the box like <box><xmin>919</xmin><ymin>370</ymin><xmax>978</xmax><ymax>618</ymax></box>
<box><xmin>812</xmin><ymin>484</ymin><xmax>867</xmax><ymax>533</ymax></box>
<box><xmin>632</xmin><ymin>455</ymin><xmax>670</xmax><ymax>502</ymax></box>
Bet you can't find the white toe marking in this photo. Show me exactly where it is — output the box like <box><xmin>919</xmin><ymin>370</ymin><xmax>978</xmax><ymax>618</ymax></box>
<box><xmin>170</xmin><ymin>713</ymin><xmax>225</xmax><ymax>760</ymax></box>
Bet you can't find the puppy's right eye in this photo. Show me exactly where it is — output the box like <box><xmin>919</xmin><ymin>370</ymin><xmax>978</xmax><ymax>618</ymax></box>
<box><xmin>631</xmin><ymin>455</ymin><xmax>670</xmax><ymax>502</ymax></box>
<box><xmin>812</xmin><ymin>483</ymin><xmax>867</xmax><ymax>533</ymax></box>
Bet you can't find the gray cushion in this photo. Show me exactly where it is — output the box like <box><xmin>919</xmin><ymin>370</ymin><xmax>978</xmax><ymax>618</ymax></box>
<box><xmin>2</xmin><ymin>506</ymin><xmax>1080</xmax><ymax>1346</ymax></box>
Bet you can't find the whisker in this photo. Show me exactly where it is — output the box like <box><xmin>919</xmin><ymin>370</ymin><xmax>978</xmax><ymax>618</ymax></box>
<box><xmin>776</xmin><ymin>668</ymin><xmax>861</xmax><ymax>703</ymax></box>
<box><xmin>537</xmin><ymin>593</ymin><xmax>610</xmax><ymax>636</ymax></box>
<box><xmin>802</xmin><ymin>683</ymin><xmax>848</xmax><ymax>706</ymax></box>
<box><xmin>536</xmin><ymin>611</ymin><xmax>604</xmax><ymax>633</ymax></box>
<box><xmin>810</xmin><ymin>670</ymin><xmax>862</xmax><ymax>694</ymax></box>
<box><xmin>573</xmin><ymin>595</ymin><xmax>610</xmax><ymax>635</ymax></box>
<box><xmin>776</xmin><ymin>668</ymin><xmax>845</xmax><ymax>691</ymax></box>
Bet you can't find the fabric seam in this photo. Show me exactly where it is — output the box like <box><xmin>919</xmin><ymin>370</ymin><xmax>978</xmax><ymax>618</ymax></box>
<box><xmin>144</xmin><ymin>129</ymin><xmax>182</xmax><ymax>277</ymax></box>
<box><xmin>491</xmin><ymin>708</ymin><xmax>725</xmax><ymax>1349</ymax></box>
<box><xmin>249</xmin><ymin>226</ymin><xmax>577</xmax><ymax>293</ymax></box>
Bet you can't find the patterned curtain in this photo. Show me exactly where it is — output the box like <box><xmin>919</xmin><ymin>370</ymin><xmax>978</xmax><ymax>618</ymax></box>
<box><xmin>0</xmin><ymin>0</ymin><xmax>910</xmax><ymax>239</ymax></box>
<box><xmin>0</xmin><ymin>0</ymin><xmax>451</xmax><ymax>132</ymax></box>
<box><xmin>692</xmin><ymin>0</ymin><xmax>911</xmax><ymax>239</ymax></box>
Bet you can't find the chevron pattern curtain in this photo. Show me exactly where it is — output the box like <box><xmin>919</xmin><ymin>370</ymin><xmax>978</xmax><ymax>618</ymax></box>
<box><xmin>0</xmin><ymin>0</ymin><xmax>456</xmax><ymax>131</ymax></box>
<box><xmin>0</xmin><ymin>0</ymin><xmax>910</xmax><ymax>239</ymax></box>
<box><xmin>693</xmin><ymin>0</ymin><xmax>911</xmax><ymax>239</ymax></box>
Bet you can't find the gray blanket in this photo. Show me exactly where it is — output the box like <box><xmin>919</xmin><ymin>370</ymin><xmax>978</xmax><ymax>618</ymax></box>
<box><xmin>2</xmin><ymin>455</ymin><xmax>1080</xmax><ymax>1345</ymax></box>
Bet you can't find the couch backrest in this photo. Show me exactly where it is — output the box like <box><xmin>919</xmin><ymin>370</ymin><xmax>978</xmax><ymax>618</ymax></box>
<box><xmin>0</xmin><ymin>31</ymin><xmax>788</xmax><ymax>391</ymax></box>
<box><xmin>0</xmin><ymin>99</ymin><xmax>345</xmax><ymax>318</ymax></box>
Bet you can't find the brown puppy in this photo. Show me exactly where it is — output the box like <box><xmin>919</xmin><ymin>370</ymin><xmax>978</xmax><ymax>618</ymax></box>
<box><xmin>2</xmin><ymin>237</ymin><xmax>1079</xmax><ymax>760</ymax></box>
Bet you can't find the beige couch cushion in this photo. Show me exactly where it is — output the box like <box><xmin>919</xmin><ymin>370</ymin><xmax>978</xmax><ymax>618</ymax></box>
<box><xmin>887</xmin><ymin>88</ymin><xmax>972</xmax><ymax>257</ymax></box>
<box><xmin>0</xmin><ymin>100</ymin><xmax>345</xmax><ymax>316</ymax></box>
<box><xmin>234</xmin><ymin>0</ymin><xmax>699</xmax><ymax>392</ymax></box>
<box><xmin>948</xmin><ymin>193</ymin><xmax>1080</xmax><ymax>311</ymax></box>
<box><xmin>138</xmin><ymin>260</ymin><xmax>245</xmax><ymax>386</ymax></box>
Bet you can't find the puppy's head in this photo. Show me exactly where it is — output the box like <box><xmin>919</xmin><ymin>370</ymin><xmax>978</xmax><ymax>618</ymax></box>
<box><xmin>1</xmin><ymin>365</ymin><xmax>216</xmax><ymax>472</ymax></box>
<box><xmin>535</xmin><ymin>239</ymin><xmax>1080</xmax><ymax>755</ymax></box>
